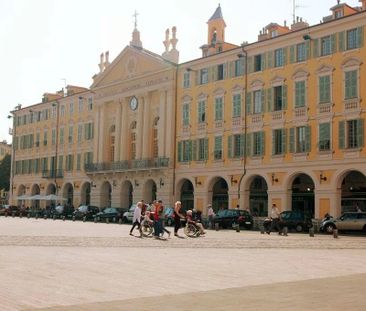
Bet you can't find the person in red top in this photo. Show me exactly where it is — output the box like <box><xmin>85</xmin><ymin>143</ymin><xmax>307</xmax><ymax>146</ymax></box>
<box><xmin>152</xmin><ymin>200</ymin><xmax>164</xmax><ymax>239</ymax></box>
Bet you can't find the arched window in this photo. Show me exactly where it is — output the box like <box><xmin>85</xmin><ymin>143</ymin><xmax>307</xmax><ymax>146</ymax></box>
<box><xmin>130</xmin><ymin>121</ymin><xmax>137</xmax><ymax>159</ymax></box>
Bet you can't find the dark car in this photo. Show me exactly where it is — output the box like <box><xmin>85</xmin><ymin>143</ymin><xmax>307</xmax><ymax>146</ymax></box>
<box><xmin>213</xmin><ymin>209</ymin><xmax>253</xmax><ymax>229</ymax></box>
<box><xmin>264</xmin><ymin>210</ymin><xmax>312</xmax><ymax>232</ymax></box>
<box><xmin>73</xmin><ymin>205</ymin><xmax>100</xmax><ymax>221</ymax></box>
<box><xmin>0</xmin><ymin>205</ymin><xmax>20</xmax><ymax>217</ymax></box>
<box><xmin>94</xmin><ymin>207</ymin><xmax>122</xmax><ymax>222</ymax></box>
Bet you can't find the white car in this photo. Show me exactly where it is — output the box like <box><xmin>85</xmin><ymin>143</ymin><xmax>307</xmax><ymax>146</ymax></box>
<box><xmin>122</xmin><ymin>205</ymin><xmax>136</xmax><ymax>223</ymax></box>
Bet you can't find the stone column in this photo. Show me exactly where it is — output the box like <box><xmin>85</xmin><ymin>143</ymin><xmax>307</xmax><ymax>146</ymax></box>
<box><xmin>165</xmin><ymin>90</ymin><xmax>174</xmax><ymax>159</ymax></box>
<box><xmin>111</xmin><ymin>184</ymin><xmax>120</xmax><ymax>208</ymax></box>
<box><xmin>93</xmin><ymin>105</ymin><xmax>101</xmax><ymax>162</ymax></box>
<box><xmin>97</xmin><ymin>105</ymin><xmax>105</xmax><ymax>162</ymax></box>
<box><xmin>136</xmin><ymin>95</ymin><xmax>144</xmax><ymax>159</ymax></box>
<box><xmin>142</xmin><ymin>93</ymin><xmax>150</xmax><ymax>159</ymax></box>
<box><xmin>115</xmin><ymin>101</ymin><xmax>122</xmax><ymax>162</ymax></box>
<box><xmin>158</xmin><ymin>90</ymin><xmax>166</xmax><ymax>157</ymax></box>
<box><xmin>120</xmin><ymin>100</ymin><xmax>128</xmax><ymax>160</ymax></box>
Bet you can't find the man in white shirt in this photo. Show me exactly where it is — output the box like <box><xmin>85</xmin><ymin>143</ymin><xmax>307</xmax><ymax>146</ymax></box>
<box><xmin>267</xmin><ymin>203</ymin><xmax>281</xmax><ymax>235</ymax></box>
<box><xmin>129</xmin><ymin>201</ymin><xmax>143</xmax><ymax>237</ymax></box>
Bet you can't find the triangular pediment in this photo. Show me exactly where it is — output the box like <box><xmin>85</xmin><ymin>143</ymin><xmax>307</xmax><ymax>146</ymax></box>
<box><xmin>91</xmin><ymin>46</ymin><xmax>176</xmax><ymax>88</ymax></box>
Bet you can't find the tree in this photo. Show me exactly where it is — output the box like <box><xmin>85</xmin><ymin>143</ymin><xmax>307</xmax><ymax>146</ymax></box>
<box><xmin>0</xmin><ymin>154</ymin><xmax>11</xmax><ymax>191</ymax></box>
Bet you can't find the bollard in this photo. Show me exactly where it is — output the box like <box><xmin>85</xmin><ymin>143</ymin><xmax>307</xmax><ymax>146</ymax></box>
<box><xmin>27</xmin><ymin>213</ymin><xmax>30</xmax><ymax>219</ymax></box>
<box><xmin>333</xmin><ymin>229</ymin><xmax>338</xmax><ymax>238</ymax></box>
<box><xmin>215</xmin><ymin>223</ymin><xmax>219</xmax><ymax>231</ymax></box>
<box><xmin>260</xmin><ymin>225</ymin><xmax>265</xmax><ymax>234</ymax></box>
<box><xmin>282</xmin><ymin>226</ymin><xmax>288</xmax><ymax>236</ymax></box>
<box><xmin>119</xmin><ymin>218</ymin><xmax>123</xmax><ymax>225</ymax></box>
<box><xmin>53</xmin><ymin>215</ymin><xmax>56</xmax><ymax>220</ymax></box>
<box><xmin>44</xmin><ymin>214</ymin><xmax>47</xmax><ymax>220</ymax></box>
<box><xmin>106</xmin><ymin>218</ymin><xmax>109</xmax><ymax>224</ymax></box>
<box><xmin>309</xmin><ymin>227</ymin><xmax>315</xmax><ymax>237</ymax></box>
<box><xmin>235</xmin><ymin>224</ymin><xmax>240</xmax><ymax>232</ymax></box>
<box><xmin>83</xmin><ymin>216</ymin><xmax>87</xmax><ymax>222</ymax></box>
<box><xmin>94</xmin><ymin>217</ymin><xmax>97</xmax><ymax>223</ymax></box>
<box><xmin>62</xmin><ymin>216</ymin><xmax>66</xmax><ymax>221</ymax></box>
<box><xmin>20</xmin><ymin>213</ymin><xmax>23</xmax><ymax>218</ymax></box>
<box><xmin>12</xmin><ymin>212</ymin><xmax>16</xmax><ymax>217</ymax></box>
<box><xmin>113</xmin><ymin>217</ymin><xmax>116</xmax><ymax>223</ymax></box>
<box><xmin>35</xmin><ymin>214</ymin><xmax>38</xmax><ymax>219</ymax></box>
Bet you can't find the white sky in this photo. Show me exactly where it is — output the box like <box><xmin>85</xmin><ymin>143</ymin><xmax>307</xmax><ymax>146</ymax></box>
<box><xmin>0</xmin><ymin>0</ymin><xmax>361</xmax><ymax>142</ymax></box>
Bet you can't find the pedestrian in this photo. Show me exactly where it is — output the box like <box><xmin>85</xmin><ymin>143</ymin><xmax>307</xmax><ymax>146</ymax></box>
<box><xmin>152</xmin><ymin>200</ymin><xmax>164</xmax><ymax>239</ymax></box>
<box><xmin>267</xmin><ymin>203</ymin><xmax>281</xmax><ymax>235</ymax></box>
<box><xmin>186</xmin><ymin>210</ymin><xmax>205</xmax><ymax>235</ymax></box>
<box><xmin>207</xmin><ymin>204</ymin><xmax>215</xmax><ymax>229</ymax></box>
<box><xmin>173</xmin><ymin>201</ymin><xmax>185</xmax><ymax>237</ymax></box>
<box><xmin>129</xmin><ymin>201</ymin><xmax>143</xmax><ymax>237</ymax></box>
<box><xmin>160</xmin><ymin>203</ymin><xmax>171</xmax><ymax>238</ymax></box>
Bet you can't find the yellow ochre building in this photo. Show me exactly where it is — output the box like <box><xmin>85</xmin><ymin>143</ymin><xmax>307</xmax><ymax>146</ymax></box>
<box><xmin>9</xmin><ymin>1</ymin><xmax>366</xmax><ymax>220</ymax></box>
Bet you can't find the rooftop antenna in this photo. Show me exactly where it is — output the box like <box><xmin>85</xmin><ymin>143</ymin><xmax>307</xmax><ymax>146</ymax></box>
<box><xmin>133</xmin><ymin>10</ymin><xmax>139</xmax><ymax>29</ymax></box>
<box><xmin>292</xmin><ymin>0</ymin><xmax>307</xmax><ymax>23</ymax></box>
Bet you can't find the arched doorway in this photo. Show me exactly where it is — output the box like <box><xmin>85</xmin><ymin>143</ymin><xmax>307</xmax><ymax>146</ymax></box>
<box><xmin>80</xmin><ymin>182</ymin><xmax>91</xmax><ymax>205</ymax></box>
<box><xmin>341</xmin><ymin>170</ymin><xmax>366</xmax><ymax>213</ymax></box>
<box><xmin>46</xmin><ymin>183</ymin><xmax>57</xmax><ymax>207</ymax></box>
<box><xmin>180</xmin><ymin>179</ymin><xmax>194</xmax><ymax>212</ymax></box>
<box><xmin>291</xmin><ymin>174</ymin><xmax>314</xmax><ymax>218</ymax></box>
<box><xmin>120</xmin><ymin>181</ymin><xmax>133</xmax><ymax>209</ymax></box>
<box><xmin>100</xmin><ymin>181</ymin><xmax>112</xmax><ymax>208</ymax></box>
<box><xmin>212</xmin><ymin>178</ymin><xmax>228</xmax><ymax>212</ymax></box>
<box><xmin>249</xmin><ymin>176</ymin><xmax>268</xmax><ymax>217</ymax></box>
<box><xmin>31</xmin><ymin>184</ymin><xmax>41</xmax><ymax>209</ymax></box>
<box><xmin>142</xmin><ymin>179</ymin><xmax>157</xmax><ymax>204</ymax></box>
<box><xmin>17</xmin><ymin>184</ymin><xmax>26</xmax><ymax>207</ymax></box>
<box><xmin>62</xmin><ymin>183</ymin><xmax>74</xmax><ymax>206</ymax></box>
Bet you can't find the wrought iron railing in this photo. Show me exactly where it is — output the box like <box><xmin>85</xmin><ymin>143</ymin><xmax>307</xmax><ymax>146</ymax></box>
<box><xmin>84</xmin><ymin>157</ymin><xmax>169</xmax><ymax>173</ymax></box>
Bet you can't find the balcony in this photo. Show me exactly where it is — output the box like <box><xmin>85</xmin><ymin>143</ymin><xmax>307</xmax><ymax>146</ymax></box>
<box><xmin>85</xmin><ymin>157</ymin><xmax>170</xmax><ymax>173</ymax></box>
<box><xmin>42</xmin><ymin>169</ymin><xmax>64</xmax><ymax>179</ymax></box>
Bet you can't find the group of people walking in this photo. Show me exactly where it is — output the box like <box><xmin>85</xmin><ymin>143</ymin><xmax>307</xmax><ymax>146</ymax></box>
<box><xmin>129</xmin><ymin>200</ymin><xmax>206</xmax><ymax>239</ymax></box>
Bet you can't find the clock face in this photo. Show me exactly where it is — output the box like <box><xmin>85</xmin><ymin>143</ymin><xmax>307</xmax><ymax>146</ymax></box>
<box><xmin>130</xmin><ymin>96</ymin><xmax>138</xmax><ymax>111</ymax></box>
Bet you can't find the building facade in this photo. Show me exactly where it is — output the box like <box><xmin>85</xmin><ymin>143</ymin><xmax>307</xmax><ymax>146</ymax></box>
<box><xmin>9</xmin><ymin>1</ymin><xmax>366</xmax><ymax>218</ymax></box>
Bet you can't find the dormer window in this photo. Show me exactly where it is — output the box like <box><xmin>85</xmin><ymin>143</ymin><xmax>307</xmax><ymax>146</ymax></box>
<box><xmin>271</xmin><ymin>30</ymin><xmax>278</xmax><ymax>38</ymax></box>
<box><xmin>335</xmin><ymin>10</ymin><xmax>343</xmax><ymax>18</ymax></box>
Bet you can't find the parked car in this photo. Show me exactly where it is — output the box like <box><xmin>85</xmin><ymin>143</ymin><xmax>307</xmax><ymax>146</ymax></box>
<box><xmin>72</xmin><ymin>205</ymin><xmax>100</xmax><ymax>221</ymax></box>
<box><xmin>279</xmin><ymin>210</ymin><xmax>313</xmax><ymax>232</ymax></box>
<box><xmin>213</xmin><ymin>209</ymin><xmax>253</xmax><ymax>229</ymax></box>
<box><xmin>320</xmin><ymin>212</ymin><xmax>366</xmax><ymax>234</ymax></box>
<box><xmin>122</xmin><ymin>205</ymin><xmax>136</xmax><ymax>223</ymax></box>
<box><xmin>94</xmin><ymin>207</ymin><xmax>123</xmax><ymax>222</ymax></box>
<box><xmin>0</xmin><ymin>205</ymin><xmax>20</xmax><ymax>217</ymax></box>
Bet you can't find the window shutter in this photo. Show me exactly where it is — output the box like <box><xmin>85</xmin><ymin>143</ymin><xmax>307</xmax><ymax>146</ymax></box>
<box><xmin>290</xmin><ymin>45</ymin><xmax>295</xmax><ymax>63</ymax></box>
<box><xmin>305</xmin><ymin>41</ymin><xmax>311</xmax><ymax>60</ymax></box>
<box><xmin>331</xmin><ymin>33</ymin><xmax>337</xmax><ymax>54</ymax></box>
<box><xmin>246</xmin><ymin>92</ymin><xmax>252</xmax><ymax>114</ymax></box>
<box><xmin>204</xmin><ymin>138</ymin><xmax>209</xmax><ymax>160</ymax></box>
<box><xmin>272</xmin><ymin>130</ymin><xmax>276</xmax><ymax>155</ymax></box>
<box><xmin>267</xmin><ymin>88</ymin><xmax>273</xmax><ymax>112</ymax></box>
<box><xmin>245</xmin><ymin>133</ymin><xmax>251</xmax><ymax>157</ymax></box>
<box><xmin>210</xmin><ymin>66</ymin><xmax>215</xmax><ymax>82</ymax></box>
<box><xmin>282</xmin><ymin>85</ymin><xmax>288</xmax><ymax>109</ymax></box>
<box><xmin>305</xmin><ymin>126</ymin><xmax>311</xmax><ymax>152</ymax></box>
<box><xmin>261</xmin><ymin>90</ymin><xmax>266</xmax><ymax>113</ymax></box>
<box><xmin>261</xmin><ymin>54</ymin><xmax>266</xmax><ymax>70</ymax></box>
<box><xmin>319</xmin><ymin>123</ymin><xmax>330</xmax><ymax>150</ymax></box>
<box><xmin>282</xmin><ymin>128</ymin><xmax>287</xmax><ymax>154</ymax></box>
<box><xmin>313</xmin><ymin>39</ymin><xmax>319</xmax><ymax>58</ymax></box>
<box><xmin>228</xmin><ymin>61</ymin><xmax>233</xmax><ymax>78</ymax></box>
<box><xmin>228</xmin><ymin>135</ymin><xmax>233</xmax><ymax>158</ymax></box>
<box><xmin>357</xmin><ymin>119</ymin><xmax>364</xmax><ymax>148</ymax></box>
<box><xmin>192</xmin><ymin>140</ymin><xmax>197</xmax><ymax>161</ymax></box>
<box><xmin>357</xmin><ymin>26</ymin><xmax>364</xmax><ymax>48</ymax></box>
<box><xmin>260</xmin><ymin>131</ymin><xmax>265</xmax><ymax>156</ymax></box>
<box><xmin>339</xmin><ymin>121</ymin><xmax>345</xmax><ymax>149</ymax></box>
<box><xmin>195</xmin><ymin>71</ymin><xmax>200</xmax><ymax>85</ymax></box>
<box><xmin>267</xmin><ymin>51</ymin><xmax>274</xmax><ymax>68</ymax></box>
<box><xmin>223</xmin><ymin>63</ymin><xmax>227</xmax><ymax>79</ymax></box>
<box><xmin>282</xmin><ymin>47</ymin><xmax>288</xmax><ymax>65</ymax></box>
<box><xmin>338</xmin><ymin>31</ymin><xmax>345</xmax><ymax>52</ymax></box>
<box><xmin>247</xmin><ymin>56</ymin><xmax>254</xmax><ymax>73</ymax></box>
<box><xmin>289</xmin><ymin>128</ymin><xmax>295</xmax><ymax>153</ymax></box>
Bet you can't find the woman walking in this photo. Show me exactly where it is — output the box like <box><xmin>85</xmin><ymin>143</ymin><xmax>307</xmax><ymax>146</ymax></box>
<box><xmin>173</xmin><ymin>201</ymin><xmax>185</xmax><ymax>237</ymax></box>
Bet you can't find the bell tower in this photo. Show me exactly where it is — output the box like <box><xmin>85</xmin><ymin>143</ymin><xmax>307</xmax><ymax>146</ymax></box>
<box><xmin>207</xmin><ymin>4</ymin><xmax>226</xmax><ymax>46</ymax></box>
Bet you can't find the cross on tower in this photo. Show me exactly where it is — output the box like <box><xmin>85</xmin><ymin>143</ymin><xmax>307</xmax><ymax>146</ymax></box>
<box><xmin>133</xmin><ymin>10</ymin><xmax>139</xmax><ymax>29</ymax></box>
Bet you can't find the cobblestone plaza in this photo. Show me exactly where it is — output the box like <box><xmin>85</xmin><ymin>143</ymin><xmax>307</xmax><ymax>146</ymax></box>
<box><xmin>1</xmin><ymin>218</ymin><xmax>366</xmax><ymax>310</ymax></box>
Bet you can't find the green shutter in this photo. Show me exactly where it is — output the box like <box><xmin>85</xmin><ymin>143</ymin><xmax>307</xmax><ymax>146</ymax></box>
<box><xmin>247</xmin><ymin>56</ymin><xmax>254</xmax><ymax>73</ymax></box>
<box><xmin>305</xmin><ymin>41</ymin><xmax>311</xmax><ymax>60</ymax></box>
<box><xmin>313</xmin><ymin>39</ymin><xmax>319</xmax><ymax>58</ymax></box>
<box><xmin>282</xmin><ymin>85</ymin><xmax>287</xmax><ymax>109</ymax></box>
<box><xmin>228</xmin><ymin>61</ymin><xmax>234</xmax><ymax>78</ymax></box>
<box><xmin>357</xmin><ymin>119</ymin><xmax>364</xmax><ymax>148</ymax></box>
<box><xmin>331</xmin><ymin>33</ymin><xmax>337</xmax><ymax>54</ymax></box>
<box><xmin>267</xmin><ymin>51</ymin><xmax>274</xmax><ymax>68</ymax></box>
<box><xmin>261</xmin><ymin>53</ymin><xmax>266</xmax><ymax>70</ymax></box>
<box><xmin>228</xmin><ymin>135</ymin><xmax>233</xmax><ymax>158</ymax></box>
<box><xmin>246</xmin><ymin>92</ymin><xmax>252</xmax><ymax>114</ymax></box>
<box><xmin>260</xmin><ymin>131</ymin><xmax>265</xmax><ymax>156</ymax></box>
<box><xmin>223</xmin><ymin>63</ymin><xmax>227</xmax><ymax>79</ymax></box>
<box><xmin>195</xmin><ymin>71</ymin><xmax>200</xmax><ymax>85</ymax></box>
<box><xmin>339</xmin><ymin>121</ymin><xmax>345</xmax><ymax>149</ymax></box>
<box><xmin>204</xmin><ymin>138</ymin><xmax>209</xmax><ymax>160</ymax></box>
<box><xmin>272</xmin><ymin>130</ymin><xmax>276</xmax><ymax>155</ymax></box>
<box><xmin>357</xmin><ymin>26</ymin><xmax>364</xmax><ymax>48</ymax></box>
<box><xmin>282</xmin><ymin>47</ymin><xmax>287</xmax><ymax>65</ymax></box>
<box><xmin>289</xmin><ymin>45</ymin><xmax>295</xmax><ymax>63</ymax></box>
<box><xmin>282</xmin><ymin>129</ymin><xmax>287</xmax><ymax>154</ymax></box>
<box><xmin>319</xmin><ymin>123</ymin><xmax>330</xmax><ymax>150</ymax></box>
<box><xmin>192</xmin><ymin>140</ymin><xmax>197</xmax><ymax>161</ymax></box>
<box><xmin>245</xmin><ymin>133</ymin><xmax>251</xmax><ymax>157</ymax></box>
<box><xmin>305</xmin><ymin>126</ymin><xmax>311</xmax><ymax>152</ymax></box>
<box><xmin>261</xmin><ymin>90</ymin><xmax>266</xmax><ymax>112</ymax></box>
<box><xmin>289</xmin><ymin>128</ymin><xmax>295</xmax><ymax>153</ymax></box>
<box><xmin>338</xmin><ymin>31</ymin><xmax>345</xmax><ymax>52</ymax></box>
<box><xmin>267</xmin><ymin>88</ymin><xmax>273</xmax><ymax>112</ymax></box>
